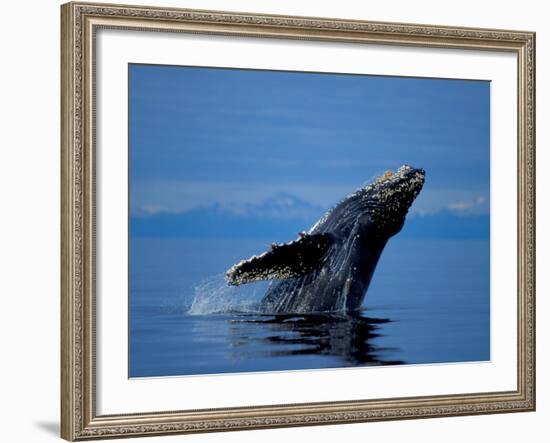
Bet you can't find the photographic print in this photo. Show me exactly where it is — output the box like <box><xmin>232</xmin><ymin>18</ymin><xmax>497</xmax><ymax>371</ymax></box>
<box><xmin>129</xmin><ymin>64</ymin><xmax>490</xmax><ymax>378</ymax></box>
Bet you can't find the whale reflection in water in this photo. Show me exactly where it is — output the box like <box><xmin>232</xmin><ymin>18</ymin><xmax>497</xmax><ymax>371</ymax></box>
<box><xmin>227</xmin><ymin>312</ymin><xmax>404</xmax><ymax>367</ymax></box>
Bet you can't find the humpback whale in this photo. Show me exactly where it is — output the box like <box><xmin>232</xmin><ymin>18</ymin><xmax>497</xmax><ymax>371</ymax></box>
<box><xmin>225</xmin><ymin>165</ymin><xmax>425</xmax><ymax>314</ymax></box>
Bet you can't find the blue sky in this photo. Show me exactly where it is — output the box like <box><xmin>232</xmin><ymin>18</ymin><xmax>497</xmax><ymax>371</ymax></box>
<box><xmin>129</xmin><ymin>64</ymin><xmax>490</xmax><ymax>221</ymax></box>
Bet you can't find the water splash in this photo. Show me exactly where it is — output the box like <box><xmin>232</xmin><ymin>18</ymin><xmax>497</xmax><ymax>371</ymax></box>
<box><xmin>187</xmin><ymin>274</ymin><xmax>268</xmax><ymax>315</ymax></box>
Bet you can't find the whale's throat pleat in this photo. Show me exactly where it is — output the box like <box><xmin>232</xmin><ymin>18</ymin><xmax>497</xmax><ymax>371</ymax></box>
<box><xmin>226</xmin><ymin>233</ymin><xmax>333</xmax><ymax>286</ymax></box>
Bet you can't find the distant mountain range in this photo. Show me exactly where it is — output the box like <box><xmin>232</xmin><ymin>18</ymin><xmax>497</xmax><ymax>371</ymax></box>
<box><xmin>130</xmin><ymin>193</ymin><xmax>489</xmax><ymax>240</ymax></box>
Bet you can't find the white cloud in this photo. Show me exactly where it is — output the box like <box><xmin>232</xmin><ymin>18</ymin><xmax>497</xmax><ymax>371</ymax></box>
<box><xmin>448</xmin><ymin>201</ymin><xmax>472</xmax><ymax>211</ymax></box>
<box><xmin>446</xmin><ymin>195</ymin><xmax>489</xmax><ymax>215</ymax></box>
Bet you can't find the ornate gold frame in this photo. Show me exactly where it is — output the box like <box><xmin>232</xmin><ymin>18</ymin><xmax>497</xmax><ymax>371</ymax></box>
<box><xmin>61</xmin><ymin>2</ymin><xmax>536</xmax><ymax>440</ymax></box>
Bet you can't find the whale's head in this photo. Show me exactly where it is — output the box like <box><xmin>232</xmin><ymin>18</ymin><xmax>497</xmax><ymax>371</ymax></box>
<box><xmin>355</xmin><ymin>164</ymin><xmax>425</xmax><ymax>237</ymax></box>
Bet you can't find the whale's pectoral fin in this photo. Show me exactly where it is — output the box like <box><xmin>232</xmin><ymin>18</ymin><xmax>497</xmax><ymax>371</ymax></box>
<box><xmin>225</xmin><ymin>233</ymin><xmax>333</xmax><ymax>286</ymax></box>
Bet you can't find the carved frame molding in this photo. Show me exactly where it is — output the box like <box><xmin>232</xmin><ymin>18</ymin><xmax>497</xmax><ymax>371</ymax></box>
<box><xmin>61</xmin><ymin>2</ymin><xmax>535</xmax><ymax>440</ymax></box>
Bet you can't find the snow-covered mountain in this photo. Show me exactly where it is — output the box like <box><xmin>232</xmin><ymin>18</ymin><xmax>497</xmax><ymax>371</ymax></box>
<box><xmin>130</xmin><ymin>193</ymin><xmax>489</xmax><ymax>240</ymax></box>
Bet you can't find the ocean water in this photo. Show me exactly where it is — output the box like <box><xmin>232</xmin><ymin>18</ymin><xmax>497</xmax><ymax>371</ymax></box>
<box><xmin>129</xmin><ymin>238</ymin><xmax>490</xmax><ymax>377</ymax></box>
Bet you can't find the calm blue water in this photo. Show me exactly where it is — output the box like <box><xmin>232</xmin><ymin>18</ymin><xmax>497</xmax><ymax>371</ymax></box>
<box><xmin>129</xmin><ymin>238</ymin><xmax>490</xmax><ymax>377</ymax></box>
